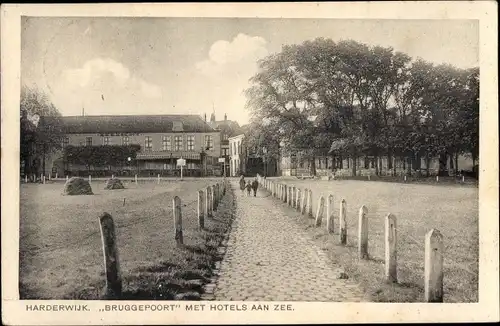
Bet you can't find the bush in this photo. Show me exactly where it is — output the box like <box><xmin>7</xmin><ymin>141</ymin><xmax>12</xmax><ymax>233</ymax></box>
<box><xmin>104</xmin><ymin>178</ymin><xmax>125</xmax><ymax>190</ymax></box>
<box><xmin>63</xmin><ymin>177</ymin><xmax>93</xmax><ymax>195</ymax></box>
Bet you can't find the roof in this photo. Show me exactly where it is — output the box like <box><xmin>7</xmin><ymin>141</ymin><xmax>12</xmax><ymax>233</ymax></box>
<box><xmin>208</xmin><ymin>120</ymin><xmax>243</xmax><ymax>137</ymax></box>
<box><xmin>41</xmin><ymin>114</ymin><xmax>217</xmax><ymax>134</ymax></box>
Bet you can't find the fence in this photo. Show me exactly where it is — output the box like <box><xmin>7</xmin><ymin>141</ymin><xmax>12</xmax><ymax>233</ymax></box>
<box><xmin>93</xmin><ymin>179</ymin><xmax>229</xmax><ymax>298</ymax></box>
<box><xmin>257</xmin><ymin>174</ymin><xmax>445</xmax><ymax>303</ymax></box>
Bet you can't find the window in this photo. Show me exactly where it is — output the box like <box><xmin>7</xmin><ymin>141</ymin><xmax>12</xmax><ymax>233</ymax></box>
<box><xmin>187</xmin><ymin>135</ymin><xmax>195</xmax><ymax>151</ymax></box>
<box><xmin>222</xmin><ymin>148</ymin><xmax>228</xmax><ymax>156</ymax></box>
<box><xmin>162</xmin><ymin>136</ymin><xmax>171</xmax><ymax>151</ymax></box>
<box><xmin>174</xmin><ymin>136</ymin><xmax>183</xmax><ymax>151</ymax></box>
<box><xmin>122</xmin><ymin>136</ymin><xmax>129</xmax><ymax>146</ymax></box>
<box><xmin>145</xmin><ymin>136</ymin><xmax>153</xmax><ymax>150</ymax></box>
<box><xmin>223</xmin><ymin>133</ymin><xmax>228</xmax><ymax>140</ymax></box>
<box><xmin>62</xmin><ymin>137</ymin><xmax>69</xmax><ymax>148</ymax></box>
<box><xmin>103</xmin><ymin>136</ymin><xmax>110</xmax><ymax>145</ymax></box>
<box><xmin>205</xmin><ymin>135</ymin><xmax>213</xmax><ymax>150</ymax></box>
<box><xmin>172</xmin><ymin>121</ymin><xmax>183</xmax><ymax>132</ymax></box>
<box><xmin>85</xmin><ymin>137</ymin><xmax>92</xmax><ymax>146</ymax></box>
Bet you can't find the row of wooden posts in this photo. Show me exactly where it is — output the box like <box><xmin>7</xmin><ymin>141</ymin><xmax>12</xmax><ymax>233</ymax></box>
<box><xmin>98</xmin><ymin>180</ymin><xmax>228</xmax><ymax>298</ymax></box>
<box><xmin>257</xmin><ymin>176</ymin><xmax>444</xmax><ymax>303</ymax></box>
<box><xmin>29</xmin><ymin>173</ymin><xmax>181</xmax><ymax>185</ymax></box>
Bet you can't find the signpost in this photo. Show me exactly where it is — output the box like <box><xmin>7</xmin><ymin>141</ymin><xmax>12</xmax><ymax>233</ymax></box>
<box><xmin>177</xmin><ymin>158</ymin><xmax>186</xmax><ymax>180</ymax></box>
<box><xmin>218</xmin><ymin>157</ymin><xmax>226</xmax><ymax>177</ymax></box>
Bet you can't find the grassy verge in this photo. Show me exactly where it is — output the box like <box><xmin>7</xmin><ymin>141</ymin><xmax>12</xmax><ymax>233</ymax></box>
<box><xmin>264</xmin><ymin>180</ymin><xmax>478</xmax><ymax>303</ymax></box>
<box><xmin>19</xmin><ymin>180</ymin><xmax>236</xmax><ymax>300</ymax></box>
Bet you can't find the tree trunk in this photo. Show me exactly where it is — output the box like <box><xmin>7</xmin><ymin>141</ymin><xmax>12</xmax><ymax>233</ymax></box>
<box><xmin>425</xmin><ymin>154</ymin><xmax>430</xmax><ymax>177</ymax></box>
<box><xmin>339</xmin><ymin>155</ymin><xmax>343</xmax><ymax>169</ymax></box>
<box><xmin>406</xmin><ymin>156</ymin><xmax>412</xmax><ymax>176</ymax></box>
<box><xmin>438</xmin><ymin>152</ymin><xmax>447</xmax><ymax>176</ymax></box>
<box><xmin>351</xmin><ymin>155</ymin><xmax>357</xmax><ymax>177</ymax></box>
<box><xmin>449</xmin><ymin>153</ymin><xmax>454</xmax><ymax>176</ymax></box>
<box><xmin>455</xmin><ymin>153</ymin><xmax>459</xmax><ymax>175</ymax></box>
<box><xmin>388</xmin><ymin>149</ymin><xmax>393</xmax><ymax>170</ymax></box>
<box><xmin>310</xmin><ymin>156</ymin><xmax>317</xmax><ymax>176</ymax></box>
<box><xmin>42</xmin><ymin>144</ymin><xmax>46</xmax><ymax>178</ymax></box>
<box><xmin>375</xmin><ymin>154</ymin><xmax>379</xmax><ymax>176</ymax></box>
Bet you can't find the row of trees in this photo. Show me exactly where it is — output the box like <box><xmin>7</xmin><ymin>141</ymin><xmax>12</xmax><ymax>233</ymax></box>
<box><xmin>243</xmin><ymin>38</ymin><xmax>479</xmax><ymax>176</ymax></box>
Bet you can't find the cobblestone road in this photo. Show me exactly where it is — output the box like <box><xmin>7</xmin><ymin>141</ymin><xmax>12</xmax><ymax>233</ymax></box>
<box><xmin>212</xmin><ymin>181</ymin><xmax>367</xmax><ymax>301</ymax></box>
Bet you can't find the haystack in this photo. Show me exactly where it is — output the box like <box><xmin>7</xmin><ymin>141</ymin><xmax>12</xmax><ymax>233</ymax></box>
<box><xmin>63</xmin><ymin>177</ymin><xmax>93</xmax><ymax>195</ymax></box>
<box><xmin>104</xmin><ymin>178</ymin><xmax>125</xmax><ymax>190</ymax></box>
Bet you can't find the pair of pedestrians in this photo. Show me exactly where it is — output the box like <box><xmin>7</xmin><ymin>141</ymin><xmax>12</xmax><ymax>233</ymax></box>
<box><xmin>239</xmin><ymin>175</ymin><xmax>259</xmax><ymax>197</ymax></box>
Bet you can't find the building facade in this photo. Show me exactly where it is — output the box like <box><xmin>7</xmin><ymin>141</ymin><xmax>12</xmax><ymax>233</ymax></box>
<box><xmin>228</xmin><ymin>134</ymin><xmax>246</xmax><ymax>177</ymax></box>
<box><xmin>42</xmin><ymin>114</ymin><xmax>221</xmax><ymax>177</ymax></box>
<box><xmin>280</xmin><ymin>151</ymin><xmax>476</xmax><ymax>177</ymax></box>
<box><xmin>207</xmin><ymin>112</ymin><xmax>243</xmax><ymax>177</ymax></box>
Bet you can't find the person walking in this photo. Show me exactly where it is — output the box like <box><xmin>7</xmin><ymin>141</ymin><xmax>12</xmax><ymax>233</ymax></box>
<box><xmin>245</xmin><ymin>181</ymin><xmax>252</xmax><ymax>197</ymax></box>
<box><xmin>251</xmin><ymin>177</ymin><xmax>259</xmax><ymax>197</ymax></box>
<box><xmin>239</xmin><ymin>175</ymin><xmax>246</xmax><ymax>195</ymax></box>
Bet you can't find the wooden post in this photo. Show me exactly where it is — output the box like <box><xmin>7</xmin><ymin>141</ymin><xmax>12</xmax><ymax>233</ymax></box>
<box><xmin>283</xmin><ymin>185</ymin><xmax>287</xmax><ymax>203</ymax></box>
<box><xmin>296</xmin><ymin>189</ymin><xmax>301</xmax><ymax>211</ymax></box>
<box><xmin>425</xmin><ymin>229</ymin><xmax>444</xmax><ymax>302</ymax></box>
<box><xmin>173</xmin><ymin>196</ymin><xmax>183</xmax><ymax>246</ymax></box>
<box><xmin>339</xmin><ymin>199</ymin><xmax>347</xmax><ymax>244</ymax></box>
<box><xmin>198</xmin><ymin>190</ymin><xmax>205</xmax><ymax>229</ymax></box>
<box><xmin>291</xmin><ymin>186</ymin><xmax>296</xmax><ymax>208</ymax></box>
<box><xmin>307</xmin><ymin>189</ymin><xmax>313</xmax><ymax>217</ymax></box>
<box><xmin>289</xmin><ymin>186</ymin><xmax>293</xmax><ymax>206</ymax></box>
<box><xmin>462</xmin><ymin>175</ymin><xmax>465</xmax><ymax>183</ymax></box>
<box><xmin>315</xmin><ymin>196</ymin><xmax>325</xmax><ymax>227</ymax></box>
<box><xmin>301</xmin><ymin>189</ymin><xmax>307</xmax><ymax>215</ymax></box>
<box><xmin>205</xmin><ymin>187</ymin><xmax>211</xmax><ymax>217</ymax></box>
<box><xmin>326</xmin><ymin>194</ymin><xmax>334</xmax><ymax>233</ymax></box>
<box><xmin>436</xmin><ymin>175</ymin><xmax>439</xmax><ymax>182</ymax></box>
<box><xmin>99</xmin><ymin>212</ymin><xmax>122</xmax><ymax>298</ymax></box>
<box><xmin>135</xmin><ymin>174</ymin><xmax>138</xmax><ymax>184</ymax></box>
<box><xmin>358</xmin><ymin>205</ymin><xmax>369</xmax><ymax>259</ymax></box>
<box><xmin>385</xmin><ymin>213</ymin><xmax>397</xmax><ymax>283</ymax></box>
<box><xmin>404</xmin><ymin>175</ymin><xmax>407</xmax><ymax>182</ymax></box>
<box><xmin>157</xmin><ymin>174</ymin><xmax>160</xmax><ymax>184</ymax></box>
<box><xmin>42</xmin><ymin>175</ymin><xmax>46</xmax><ymax>184</ymax></box>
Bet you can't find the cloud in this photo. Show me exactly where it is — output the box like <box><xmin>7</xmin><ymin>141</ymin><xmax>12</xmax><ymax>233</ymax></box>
<box><xmin>196</xmin><ymin>33</ymin><xmax>268</xmax><ymax>77</ymax></box>
<box><xmin>192</xmin><ymin>33</ymin><xmax>269</xmax><ymax>125</ymax></box>
<box><xmin>63</xmin><ymin>58</ymin><xmax>161</xmax><ymax>98</ymax></box>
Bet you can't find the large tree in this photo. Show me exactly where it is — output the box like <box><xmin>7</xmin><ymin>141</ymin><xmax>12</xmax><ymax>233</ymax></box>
<box><xmin>245</xmin><ymin>38</ymin><xmax>479</xmax><ymax>177</ymax></box>
<box><xmin>20</xmin><ymin>85</ymin><xmax>63</xmax><ymax>176</ymax></box>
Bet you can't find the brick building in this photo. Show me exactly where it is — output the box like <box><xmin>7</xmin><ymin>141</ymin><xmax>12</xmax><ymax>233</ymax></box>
<box><xmin>42</xmin><ymin>114</ymin><xmax>221</xmax><ymax>177</ymax></box>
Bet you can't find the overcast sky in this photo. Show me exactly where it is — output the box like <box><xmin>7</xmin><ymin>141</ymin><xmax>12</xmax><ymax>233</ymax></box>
<box><xmin>21</xmin><ymin>17</ymin><xmax>478</xmax><ymax>126</ymax></box>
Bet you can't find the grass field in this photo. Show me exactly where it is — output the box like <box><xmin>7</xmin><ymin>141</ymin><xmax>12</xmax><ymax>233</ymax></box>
<box><xmin>20</xmin><ymin>178</ymin><xmax>234</xmax><ymax>300</ymax></box>
<box><xmin>270</xmin><ymin>178</ymin><xmax>478</xmax><ymax>303</ymax></box>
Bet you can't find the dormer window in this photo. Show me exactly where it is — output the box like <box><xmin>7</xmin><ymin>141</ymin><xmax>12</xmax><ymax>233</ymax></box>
<box><xmin>172</xmin><ymin>121</ymin><xmax>184</xmax><ymax>132</ymax></box>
